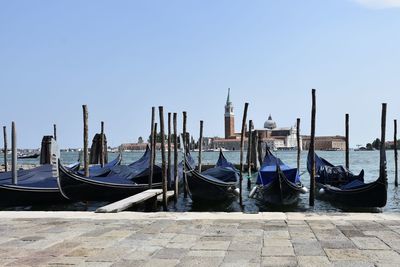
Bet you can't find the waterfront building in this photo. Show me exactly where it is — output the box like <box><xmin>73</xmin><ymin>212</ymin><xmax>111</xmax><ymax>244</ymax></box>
<box><xmin>302</xmin><ymin>135</ymin><xmax>346</xmax><ymax>151</ymax></box>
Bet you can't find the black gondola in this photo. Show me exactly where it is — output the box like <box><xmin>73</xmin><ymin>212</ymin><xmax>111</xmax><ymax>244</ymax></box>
<box><xmin>307</xmin><ymin>152</ymin><xmax>387</xmax><ymax>208</ymax></box>
<box><xmin>57</xmin><ymin>146</ymin><xmax>163</xmax><ymax>201</ymax></box>
<box><xmin>251</xmin><ymin>148</ymin><xmax>307</xmax><ymax>206</ymax></box>
<box><xmin>0</xmin><ymin>162</ymin><xmax>80</xmax><ymax>206</ymax></box>
<box><xmin>17</xmin><ymin>153</ymin><xmax>40</xmax><ymax>159</ymax></box>
<box><xmin>185</xmin><ymin>150</ymin><xmax>239</xmax><ymax>202</ymax></box>
<box><xmin>77</xmin><ymin>154</ymin><xmax>122</xmax><ymax>177</ymax></box>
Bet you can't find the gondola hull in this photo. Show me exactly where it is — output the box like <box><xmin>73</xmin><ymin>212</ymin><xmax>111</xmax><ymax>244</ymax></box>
<box><xmin>186</xmin><ymin>171</ymin><xmax>237</xmax><ymax>202</ymax></box>
<box><xmin>316</xmin><ymin>181</ymin><xmax>387</xmax><ymax>208</ymax></box>
<box><xmin>255</xmin><ymin>176</ymin><xmax>303</xmax><ymax>206</ymax></box>
<box><xmin>58</xmin><ymin>163</ymin><xmax>162</xmax><ymax>202</ymax></box>
<box><xmin>0</xmin><ymin>185</ymin><xmax>65</xmax><ymax>206</ymax></box>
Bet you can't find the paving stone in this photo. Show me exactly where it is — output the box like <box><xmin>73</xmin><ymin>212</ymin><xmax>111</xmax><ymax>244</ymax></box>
<box><xmin>320</xmin><ymin>240</ymin><xmax>357</xmax><ymax>249</ymax></box>
<box><xmin>324</xmin><ymin>249</ymin><xmax>369</xmax><ymax>261</ymax></box>
<box><xmin>223</xmin><ymin>250</ymin><xmax>261</xmax><ymax>263</ymax></box>
<box><xmin>351</xmin><ymin>237</ymin><xmax>391</xmax><ymax>250</ymax></box>
<box><xmin>228</xmin><ymin>240</ymin><xmax>262</xmax><ymax>251</ymax></box>
<box><xmin>262</xmin><ymin>246</ymin><xmax>295</xmax><ymax>257</ymax></box>
<box><xmin>187</xmin><ymin>250</ymin><xmax>226</xmax><ymax>257</ymax></box>
<box><xmin>177</xmin><ymin>256</ymin><xmax>224</xmax><ymax>266</ymax></box>
<box><xmin>191</xmin><ymin>240</ymin><xmax>231</xmax><ymax>250</ymax></box>
<box><xmin>153</xmin><ymin>248</ymin><xmax>188</xmax><ymax>260</ymax></box>
<box><xmin>332</xmin><ymin>261</ymin><xmax>374</xmax><ymax>267</ymax></box>
<box><xmin>293</xmin><ymin>242</ymin><xmax>325</xmax><ymax>256</ymax></box>
<box><xmin>261</xmin><ymin>256</ymin><xmax>297</xmax><ymax>267</ymax></box>
<box><xmin>297</xmin><ymin>256</ymin><xmax>332</xmax><ymax>267</ymax></box>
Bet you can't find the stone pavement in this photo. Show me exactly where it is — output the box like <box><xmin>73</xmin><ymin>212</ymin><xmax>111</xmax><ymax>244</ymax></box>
<box><xmin>1</xmin><ymin>212</ymin><xmax>400</xmax><ymax>266</ymax></box>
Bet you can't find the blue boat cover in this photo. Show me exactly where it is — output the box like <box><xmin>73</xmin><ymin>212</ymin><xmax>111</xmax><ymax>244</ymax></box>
<box><xmin>78</xmin><ymin>154</ymin><xmax>121</xmax><ymax>177</ymax></box>
<box><xmin>256</xmin><ymin>149</ymin><xmax>300</xmax><ymax>186</ymax></box>
<box><xmin>307</xmin><ymin>152</ymin><xmax>364</xmax><ymax>186</ymax></box>
<box><xmin>0</xmin><ymin>164</ymin><xmax>58</xmax><ymax>188</ymax></box>
<box><xmin>187</xmin><ymin>151</ymin><xmax>238</xmax><ymax>183</ymax></box>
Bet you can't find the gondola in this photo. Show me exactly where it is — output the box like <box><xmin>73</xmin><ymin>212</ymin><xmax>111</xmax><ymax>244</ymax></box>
<box><xmin>307</xmin><ymin>152</ymin><xmax>387</xmax><ymax>208</ymax></box>
<box><xmin>17</xmin><ymin>153</ymin><xmax>40</xmax><ymax>159</ymax></box>
<box><xmin>58</xmin><ymin>146</ymin><xmax>163</xmax><ymax>201</ymax></box>
<box><xmin>0</xmin><ymin>162</ymin><xmax>80</xmax><ymax>206</ymax></box>
<box><xmin>185</xmin><ymin>150</ymin><xmax>239</xmax><ymax>202</ymax></box>
<box><xmin>250</xmin><ymin>148</ymin><xmax>307</xmax><ymax>206</ymax></box>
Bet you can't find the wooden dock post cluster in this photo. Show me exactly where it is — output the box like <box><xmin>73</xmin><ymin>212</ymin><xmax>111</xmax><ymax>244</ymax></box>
<box><xmin>296</xmin><ymin>118</ymin><xmax>301</xmax><ymax>172</ymax></box>
<box><xmin>3</xmin><ymin>126</ymin><xmax>7</xmax><ymax>172</ymax></box>
<box><xmin>247</xmin><ymin>120</ymin><xmax>253</xmax><ymax>188</ymax></box>
<box><xmin>380</xmin><ymin>103</ymin><xmax>387</xmax><ymax>184</ymax></box>
<box><xmin>158</xmin><ymin>106</ymin><xmax>168</xmax><ymax>211</ymax></box>
<box><xmin>239</xmin><ymin>103</ymin><xmax>249</xmax><ymax>207</ymax></box>
<box><xmin>183</xmin><ymin>111</ymin><xmax>188</xmax><ymax>199</ymax></box>
<box><xmin>53</xmin><ymin>124</ymin><xmax>57</xmax><ymax>141</ymax></box>
<box><xmin>345</xmin><ymin>113</ymin><xmax>350</xmax><ymax>170</ymax></box>
<box><xmin>198</xmin><ymin>120</ymin><xmax>203</xmax><ymax>173</ymax></box>
<box><xmin>82</xmin><ymin>105</ymin><xmax>89</xmax><ymax>177</ymax></box>
<box><xmin>309</xmin><ymin>89</ymin><xmax>316</xmax><ymax>207</ymax></box>
<box><xmin>173</xmin><ymin>113</ymin><xmax>179</xmax><ymax>201</ymax></box>
<box><xmin>11</xmin><ymin>122</ymin><xmax>17</xmax><ymax>185</ymax></box>
<box><xmin>394</xmin><ymin>119</ymin><xmax>398</xmax><ymax>187</ymax></box>
<box><xmin>149</xmin><ymin>107</ymin><xmax>156</xmax><ymax>189</ymax></box>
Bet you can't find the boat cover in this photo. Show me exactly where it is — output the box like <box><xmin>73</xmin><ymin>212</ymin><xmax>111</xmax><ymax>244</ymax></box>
<box><xmin>257</xmin><ymin>149</ymin><xmax>300</xmax><ymax>186</ymax></box>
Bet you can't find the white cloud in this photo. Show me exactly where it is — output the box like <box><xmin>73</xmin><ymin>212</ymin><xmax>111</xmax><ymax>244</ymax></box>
<box><xmin>354</xmin><ymin>0</ymin><xmax>400</xmax><ymax>9</ymax></box>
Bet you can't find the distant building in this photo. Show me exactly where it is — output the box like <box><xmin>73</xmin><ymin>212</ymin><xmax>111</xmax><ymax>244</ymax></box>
<box><xmin>210</xmin><ymin>90</ymin><xmax>301</xmax><ymax>151</ymax></box>
<box><xmin>302</xmin><ymin>135</ymin><xmax>346</xmax><ymax>151</ymax></box>
<box><xmin>224</xmin><ymin>88</ymin><xmax>235</xmax><ymax>139</ymax></box>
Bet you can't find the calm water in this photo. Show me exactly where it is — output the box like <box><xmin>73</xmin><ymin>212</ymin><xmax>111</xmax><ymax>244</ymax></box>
<box><xmin>3</xmin><ymin>150</ymin><xmax>400</xmax><ymax>213</ymax></box>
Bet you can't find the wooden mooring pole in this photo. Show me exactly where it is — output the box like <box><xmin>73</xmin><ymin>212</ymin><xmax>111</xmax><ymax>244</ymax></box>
<box><xmin>3</xmin><ymin>126</ymin><xmax>7</xmax><ymax>172</ymax></box>
<box><xmin>159</xmin><ymin>106</ymin><xmax>168</xmax><ymax>211</ymax></box>
<box><xmin>149</xmin><ymin>107</ymin><xmax>155</xmax><ymax>189</ymax></box>
<box><xmin>82</xmin><ymin>105</ymin><xmax>89</xmax><ymax>177</ymax></box>
<box><xmin>183</xmin><ymin>111</ymin><xmax>188</xmax><ymax>198</ymax></box>
<box><xmin>11</xmin><ymin>122</ymin><xmax>17</xmax><ymax>184</ymax></box>
<box><xmin>100</xmin><ymin>121</ymin><xmax>105</xmax><ymax>168</ymax></box>
<box><xmin>380</xmin><ymin>104</ymin><xmax>387</xmax><ymax>184</ymax></box>
<box><xmin>239</xmin><ymin>103</ymin><xmax>249</xmax><ymax>207</ymax></box>
<box><xmin>395</xmin><ymin>119</ymin><xmax>398</xmax><ymax>187</ymax></box>
<box><xmin>345</xmin><ymin>114</ymin><xmax>349</xmax><ymax>170</ymax></box>
<box><xmin>167</xmin><ymin>113</ymin><xmax>172</xmax><ymax>190</ymax></box>
<box><xmin>173</xmin><ymin>113</ymin><xmax>179</xmax><ymax>200</ymax></box>
<box><xmin>198</xmin><ymin>120</ymin><xmax>203</xmax><ymax>173</ymax></box>
<box><xmin>309</xmin><ymin>89</ymin><xmax>316</xmax><ymax>207</ymax></box>
<box><xmin>296</xmin><ymin>118</ymin><xmax>301</xmax><ymax>173</ymax></box>
<box><xmin>53</xmin><ymin>124</ymin><xmax>57</xmax><ymax>141</ymax></box>
<box><xmin>247</xmin><ymin>120</ymin><xmax>253</xmax><ymax>188</ymax></box>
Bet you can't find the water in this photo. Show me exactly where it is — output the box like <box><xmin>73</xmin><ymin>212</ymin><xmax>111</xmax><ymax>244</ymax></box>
<box><xmin>3</xmin><ymin>150</ymin><xmax>400</xmax><ymax>213</ymax></box>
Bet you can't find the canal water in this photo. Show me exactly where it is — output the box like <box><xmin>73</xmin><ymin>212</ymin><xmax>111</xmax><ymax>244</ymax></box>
<box><xmin>2</xmin><ymin>150</ymin><xmax>400</xmax><ymax>213</ymax></box>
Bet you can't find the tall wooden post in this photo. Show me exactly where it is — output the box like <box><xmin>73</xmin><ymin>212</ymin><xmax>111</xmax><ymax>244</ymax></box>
<box><xmin>173</xmin><ymin>113</ymin><xmax>179</xmax><ymax>200</ymax></box>
<box><xmin>198</xmin><ymin>120</ymin><xmax>203</xmax><ymax>173</ymax></box>
<box><xmin>159</xmin><ymin>107</ymin><xmax>168</xmax><ymax>211</ymax></box>
<box><xmin>395</xmin><ymin>119</ymin><xmax>398</xmax><ymax>187</ymax></box>
<box><xmin>345</xmin><ymin>114</ymin><xmax>349</xmax><ymax>170</ymax></box>
<box><xmin>53</xmin><ymin>124</ymin><xmax>57</xmax><ymax>141</ymax></box>
<box><xmin>309</xmin><ymin>89</ymin><xmax>316</xmax><ymax>207</ymax></box>
<box><xmin>82</xmin><ymin>105</ymin><xmax>89</xmax><ymax>177</ymax></box>
<box><xmin>100</xmin><ymin>121</ymin><xmax>105</xmax><ymax>168</ymax></box>
<box><xmin>11</xmin><ymin>122</ymin><xmax>17</xmax><ymax>184</ymax></box>
<box><xmin>183</xmin><ymin>111</ymin><xmax>188</xmax><ymax>198</ymax></box>
<box><xmin>380</xmin><ymin>103</ymin><xmax>387</xmax><ymax>185</ymax></box>
<box><xmin>149</xmin><ymin>107</ymin><xmax>155</xmax><ymax>189</ymax></box>
<box><xmin>296</xmin><ymin>118</ymin><xmax>301</xmax><ymax>173</ymax></box>
<box><xmin>3</xmin><ymin>126</ymin><xmax>7</xmax><ymax>172</ymax></box>
<box><xmin>167</xmin><ymin>113</ymin><xmax>172</xmax><ymax>190</ymax></box>
<box><xmin>247</xmin><ymin>120</ymin><xmax>253</xmax><ymax>188</ymax></box>
<box><xmin>239</xmin><ymin>103</ymin><xmax>249</xmax><ymax>207</ymax></box>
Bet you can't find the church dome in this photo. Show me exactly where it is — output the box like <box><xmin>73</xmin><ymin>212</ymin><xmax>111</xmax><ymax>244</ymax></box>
<box><xmin>264</xmin><ymin>114</ymin><xmax>277</xmax><ymax>129</ymax></box>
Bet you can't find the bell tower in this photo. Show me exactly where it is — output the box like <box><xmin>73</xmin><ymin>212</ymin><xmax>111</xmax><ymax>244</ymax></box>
<box><xmin>224</xmin><ymin>88</ymin><xmax>235</xmax><ymax>139</ymax></box>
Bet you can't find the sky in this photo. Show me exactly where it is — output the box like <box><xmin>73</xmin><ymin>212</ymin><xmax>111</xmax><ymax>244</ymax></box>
<box><xmin>0</xmin><ymin>0</ymin><xmax>399</xmax><ymax>148</ymax></box>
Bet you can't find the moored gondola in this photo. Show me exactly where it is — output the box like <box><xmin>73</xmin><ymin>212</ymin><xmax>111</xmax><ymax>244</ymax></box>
<box><xmin>307</xmin><ymin>152</ymin><xmax>387</xmax><ymax>208</ymax></box>
<box><xmin>250</xmin><ymin>148</ymin><xmax>307</xmax><ymax>206</ymax></box>
<box><xmin>58</xmin><ymin>146</ymin><xmax>163</xmax><ymax>201</ymax></box>
<box><xmin>185</xmin><ymin>150</ymin><xmax>239</xmax><ymax>202</ymax></box>
<box><xmin>0</xmin><ymin>162</ymin><xmax>80</xmax><ymax>206</ymax></box>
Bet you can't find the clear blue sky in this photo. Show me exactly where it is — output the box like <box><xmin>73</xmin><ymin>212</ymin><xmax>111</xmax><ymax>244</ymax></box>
<box><xmin>0</xmin><ymin>0</ymin><xmax>399</xmax><ymax>148</ymax></box>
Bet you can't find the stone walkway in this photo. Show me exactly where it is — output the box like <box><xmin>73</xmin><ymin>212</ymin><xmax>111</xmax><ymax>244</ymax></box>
<box><xmin>0</xmin><ymin>212</ymin><xmax>400</xmax><ymax>266</ymax></box>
